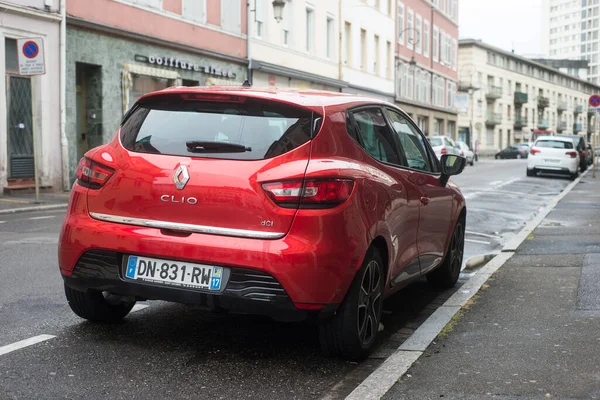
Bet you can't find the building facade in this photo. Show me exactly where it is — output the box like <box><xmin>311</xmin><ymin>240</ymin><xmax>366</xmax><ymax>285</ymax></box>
<box><xmin>0</xmin><ymin>0</ymin><xmax>63</xmax><ymax>193</ymax></box>
<box><xmin>542</xmin><ymin>0</ymin><xmax>600</xmax><ymax>83</ymax></box>
<box><xmin>65</xmin><ymin>0</ymin><xmax>248</xmax><ymax>184</ymax></box>
<box><xmin>395</xmin><ymin>0</ymin><xmax>458</xmax><ymax>137</ymax></box>
<box><xmin>248</xmin><ymin>0</ymin><xmax>346</xmax><ymax>91</ymax></box>
<box><xmin>340</xmin><ymin>0</ymin><xmax>395</xmax><ymax>101</ymax></box>
<box><xmin>458</xmin><ymin>40</ymin><xmax>600</xmax><ymax>156</ymax></box>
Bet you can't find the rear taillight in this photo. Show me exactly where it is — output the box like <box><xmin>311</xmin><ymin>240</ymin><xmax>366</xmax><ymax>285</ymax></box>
<box><xmin>566</xmin><ymin>151</ymin><xmax>578</xmax><ymax>158</ymax></box>
<box><xmin>530</xmin><ymin>148</ymin><xmax>541</xmax><ymax>156</ymax></box>
<box><xmin>76</xmin><ymin>157</ymin><xmax>115</xmax><ymax>189</ymax></box>
<box><xmin>262</xmin><ymin>179</ymin><xmax>354</xmax><ymax>208</ymax></box>
<box><xmin>581</xmin><ymin>150</ymin><xmax>586</xmax><ymax>157</ymax></box>
<box><xmin>441</xmin><ymin>148</ymin><xmax>447</xmax><ymax>155</ymax></box>
<box><xmin>460</xmin><ymin>150</ymin><xmax>465</xmax><ymax>156</ymax></box>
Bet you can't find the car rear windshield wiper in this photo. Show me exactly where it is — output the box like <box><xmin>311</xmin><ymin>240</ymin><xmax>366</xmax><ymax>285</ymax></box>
<box><xmin>186</xmin><ymin>141</ymin><xmax>252</xmax><ymax>153</ymax></box>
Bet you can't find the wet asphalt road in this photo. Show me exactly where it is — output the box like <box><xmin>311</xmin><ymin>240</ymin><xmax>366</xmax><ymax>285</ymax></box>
<box><xmin>0</xmin><ymin>159</ymin><xmax>573</xmax><ymax>400</ymax></box>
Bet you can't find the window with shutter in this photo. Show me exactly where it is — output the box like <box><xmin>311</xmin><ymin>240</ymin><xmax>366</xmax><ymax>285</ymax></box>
<box><xmin>221</xmin><ymin>0</ymin><xmax>241</xmax><ymax>34</ymax></box>
<box><xmin>183</xmin><ymin>0</ymin><xmax>206</xmax><ymax>24</ymax></box>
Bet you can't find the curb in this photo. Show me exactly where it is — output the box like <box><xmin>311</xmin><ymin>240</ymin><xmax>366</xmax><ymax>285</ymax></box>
<box><xmin>344</xmin><ymin>168</ymin><xmax>591</xmax><ymax>400</ymax></box>
<box><xmin>0</xmin><ymin>203</ymin><xmax>68</xmax><ymax>215</ymax></box>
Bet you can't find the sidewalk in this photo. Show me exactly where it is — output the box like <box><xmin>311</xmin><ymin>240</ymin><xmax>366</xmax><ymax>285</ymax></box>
<box><xmin>0</xmin><ymin>192</ymin><xmax>70</xmax><ymax>214</ymax></box>
<box><xmin>384</xmin><ymin>168</ymin><xmax>600</xmax><ymax>399</ymax></box>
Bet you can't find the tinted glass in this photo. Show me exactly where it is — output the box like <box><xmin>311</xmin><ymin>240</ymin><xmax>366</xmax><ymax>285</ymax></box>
<box><xmin>385</xmin><ymin>109</ymin><xmax>432</xmax><ymax>172</ymax></box>
<box><xmin>429</xmin><ymin>137</ymin><xmax>443</xmax><ymax>146</ymax></box>
<box><xmin>536</xmin><ymin>140</ymin><xmax>574</xmax><ymax>149</ymax></box>
<box><xmin>121</xmin><ymin>95</ymin><xmax>315</xmax><ymax>160</ymax></box>
<box><xmin>352</xmin><ymin>109</ymin><xmax>400</xmax><ymax>165</ymax></box>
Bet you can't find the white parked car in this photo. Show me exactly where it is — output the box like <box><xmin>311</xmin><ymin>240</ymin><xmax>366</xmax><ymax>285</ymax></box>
<box><xmin>428</xmin><ymin>136</ymin><xmax>461</xmax><ymax>160</ymax></box>
<box><xmin>526</xmin><ymin>136</ymin><xmax>580</xmax><ymax>180</ymax></box>
<box><xmin>456</xmin><ymin>141</ymin><xmax>475</xmax><ymax>166</ymax></box>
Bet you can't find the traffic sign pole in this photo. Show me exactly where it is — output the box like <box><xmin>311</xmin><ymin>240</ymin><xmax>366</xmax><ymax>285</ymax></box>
<box><xmin>17</xmin><ymin>37</ymin><xmax>45</xmax><ymax>203</ymax></box>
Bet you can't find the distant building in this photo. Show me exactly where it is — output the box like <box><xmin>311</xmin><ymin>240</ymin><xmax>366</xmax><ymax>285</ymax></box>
<box><xmin>458</xmin><ymin>39</ymin><xmax>600</xmax><ymax>156</ymax></box>
<box><xmin>0</xmin><ymin>0</ymin><xmax>63</xmax><ymax>193</ymax></box>
<box><xmin>531</xmin><ymin>59</ymin><xmax>589</xmax><ymax>80</ymax></box>
<box><xmin>541</xmin><ymin>0</ymin><xmax>599</xmax><ymax>83</ymax></box>
<box><xmin>395</xmin><ymin>0</ymin><xmax>459</xmax><ymax>137</ymax></box>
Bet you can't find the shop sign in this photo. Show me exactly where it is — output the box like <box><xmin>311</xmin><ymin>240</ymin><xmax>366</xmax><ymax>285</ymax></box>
<box><xmin>135</xmin><ymin>55</ymin><xmax>237</xmax><ymax>79</ymax></box>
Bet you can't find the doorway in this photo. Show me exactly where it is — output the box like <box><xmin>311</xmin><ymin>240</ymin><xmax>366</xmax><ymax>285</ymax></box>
<box><xmin>6</xmin><ymin>75</ymin><xmax>34</xmax><ymax>179</ymax></box>
<box><xmin>76</xmin><ymin>63</ymin><xmax>103</xmax><ymax>162</ymax></box>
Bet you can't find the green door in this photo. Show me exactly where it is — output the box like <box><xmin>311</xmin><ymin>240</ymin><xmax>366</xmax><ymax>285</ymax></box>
<box><xmin>6</xmin><ymin>75</ymin><xmax>34</xmax><ymax>179</ymax></box>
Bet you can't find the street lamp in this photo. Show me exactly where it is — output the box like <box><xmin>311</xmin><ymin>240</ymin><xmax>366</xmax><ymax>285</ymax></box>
<box><xmin>272</xmin><ymin>0</ymin><xmax>286</xmax><ymax>23</ymax></box>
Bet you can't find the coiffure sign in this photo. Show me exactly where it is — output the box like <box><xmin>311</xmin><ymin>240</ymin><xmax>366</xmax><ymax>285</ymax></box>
<box><xmin>135</xmin><ymin>55</ymin><xmax>237</xmax><ymax>79</ymax></box>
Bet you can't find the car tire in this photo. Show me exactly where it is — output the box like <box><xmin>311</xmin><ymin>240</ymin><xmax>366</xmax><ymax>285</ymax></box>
<box><xmin>469</xmin><ymin>158</ymin><xmax>474</xmax><ymax>166</ymax></box>
<box><xmin>427</xmin><ymin>217</ymin><xmax>464</xmax><ymax>290</ymax></box>
<box><xmin>319</xmin><ymin>247</ymin><xmax>385</xmax><ymax>362</ymax></box>
<box><xmin>64</xmin><ymin>284</ymin><xmax>136</xmax><ymax>323</ymax></box>
<box><xmin>495</xmin><ymin>155</ymin><xmax>500</xmax><ymax>159</ymax></box>
<box><xmin>581</xmin><ymin>163</ymin><xmax>587</xmax><ymax>172</ymax></box>
<box><xmin>516</xmin><ymin>154</ymin><xmax>522</xmax><ymax>159</ymax></box>
<box><xmin>526</xmin><ymin>168</ymin><xmax>535</xmax><ymax>177</ymax></box>
<box><xmin>570</xmin><ymin>171</ymin><xmax>579</xmax><ymax>181</ymax></box>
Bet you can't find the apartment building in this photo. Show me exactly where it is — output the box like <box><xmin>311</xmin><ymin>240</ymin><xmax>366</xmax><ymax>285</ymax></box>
<box><xmin>0</xmin><ymin>0</ymin><xmax>63</xmax><ymax>193</ymax></box>
<box><xmin>395</xmin><ymin>0</ymin><xmax>459</xmax><ymax>137</ymax></box>
<box><xmin>65</xmin><ymin>0</ymin><xmax>248</xmax><ymax>184</ymax></box>
<box><xmin>542</xmin><ymin>0</ymin><xmax>600</xmax><ymax>83</ymax></box>
<box><xmin>340</xmin><ymin>0</ymin><xmax>395</xmax><ymax>101</ymax></box>
<box><xmin>458</xmin><ymin>39</ymin><xmax>600</xmax><ymax>156</ymax></box>
<box><xmin>249</xmin><ymin>0</ymin><xmax>346</xmax><ymax>91</ymax></box>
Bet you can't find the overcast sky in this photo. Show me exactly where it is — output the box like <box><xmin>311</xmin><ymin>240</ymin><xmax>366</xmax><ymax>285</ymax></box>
<box><xmin>459</xmin><ymin>0</ymin><xmax>543</xmax><ymax>56</ymax></box>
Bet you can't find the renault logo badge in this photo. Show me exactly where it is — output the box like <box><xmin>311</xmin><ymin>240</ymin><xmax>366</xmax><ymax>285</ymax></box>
<box><xmin>173</xmin><ymin>165</ymin><xmax>190</xmax><ymax>190</ymax></box>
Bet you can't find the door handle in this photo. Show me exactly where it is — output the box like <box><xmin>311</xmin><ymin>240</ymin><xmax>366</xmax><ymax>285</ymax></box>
<box><xmin>420</xmin><ymin>196</ymin><xmax>430</xmax><ymax>205</ymax></box>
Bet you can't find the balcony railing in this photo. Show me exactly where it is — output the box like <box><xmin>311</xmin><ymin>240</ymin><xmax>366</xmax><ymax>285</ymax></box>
<box><xmin>573</xmin><ymin>123</ymin><xmax>583</xmax><ymax>132</ymax></box>
<box><xmin>514</xmin><ymin>116</ymin><xmax>528</xmax><ymax>129</ymax></box>
<box><xmin>486</xmin><ymin>112</ymin><xmax>502</xmax><ymax>126</ymax></box>
<box><xmin>486</xmin><ymin>86</ymin><xmax>503</xmax><ymax>100</ymax></box>
<box><xmin>514</xmin><ymin>91</ymin><xmax>528</xmax><ymax>104</ymax></box>
<box><xmin>557</xmin><ymin>101</ymin><xmax>568</xmax><ymax>112</ymax></box>
<box><xmin>575</xmin><ymin>105</ymin><xmax>583</xmax><ymax>114</ymax></box>
<box><xmin>557</xmin><ymin>121</ymin><xmax>568</xmax><ymax>132</ymax></box>
<box><xmin>538</xmin><ymin>96</ymin><xmax>550</xmax><ymax>108</ymax></box>
<box><xmin>538</xmin><ymin>119</ymin><xmax>550</xmax><ymax>129</ymax></box>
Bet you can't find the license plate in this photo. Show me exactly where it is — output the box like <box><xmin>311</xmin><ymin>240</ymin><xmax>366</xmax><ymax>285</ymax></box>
<box><xmin>124</xmin><ymin>256</ymin><xmax>225</xmax><ymax>291</ymax></box>
<box><xmin>544</xmin><ymin>159</ymin><xmax>559</xmax><ymax>163</ymax></box>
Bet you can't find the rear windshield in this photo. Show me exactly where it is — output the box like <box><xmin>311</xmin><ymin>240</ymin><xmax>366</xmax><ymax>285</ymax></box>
<box><xmin>120</xmin><ymin>95</ymin><xmax>319</xmax><ymax>160</ymax></box>
<box><xmin>428</xmin><ymin>137</ymin><xmax>443</xmax><ymax>146</ymax></box>
<box><xmin>536</xmin><ymin>140</ymin><xmax>574</xmax><ymax>149</ymax></box>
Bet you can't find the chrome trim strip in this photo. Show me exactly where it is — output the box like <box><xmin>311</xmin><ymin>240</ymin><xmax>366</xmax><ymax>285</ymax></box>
<box><xmin>89</xmin><ymin>212</ymin><xmax>285</xmax><ymax>240</ymax></box>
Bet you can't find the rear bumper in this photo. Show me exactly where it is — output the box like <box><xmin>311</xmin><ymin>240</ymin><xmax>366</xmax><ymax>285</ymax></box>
<box><xmin>527</xmin><ymin>158</ymin><xmax>578</xmax><ymax>174</ymax></box>
<box><xmin>59</xmin><ymin>184</ymin><xmax>367</xmax><ymax>314</ymax></box>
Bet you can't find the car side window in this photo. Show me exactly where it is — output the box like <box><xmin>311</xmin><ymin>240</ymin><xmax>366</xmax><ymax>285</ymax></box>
<box><xmin>351</xmin><ymin>109</ymin><xmax>401</xmax><ymax>165</ymax></box>
<box><xmin>384</xmin><ymin>109</ymin><xmax>432</xmax><ymax>172</ymax></box>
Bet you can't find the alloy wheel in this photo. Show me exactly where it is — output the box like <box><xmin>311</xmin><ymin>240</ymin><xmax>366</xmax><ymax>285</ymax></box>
<box><xmin>357</xmin><ymin>260</ymin><xmax>382</xmax><ymax>346</ymax></box>
<box><xmin>449</xmin><ymin>222</ymin><xmax>465</xmax><ymax>277</ymax></box>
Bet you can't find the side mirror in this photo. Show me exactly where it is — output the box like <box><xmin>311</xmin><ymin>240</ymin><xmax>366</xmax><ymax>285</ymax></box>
<box><xmin>440</xmin><ymin>154</ymin><xmax>466</xmax><ymax>186</ymax></box>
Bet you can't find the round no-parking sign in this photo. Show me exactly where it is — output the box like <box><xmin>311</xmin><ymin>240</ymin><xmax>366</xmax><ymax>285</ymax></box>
<box><xmin>16</xmin><ymin>37</ymin><xmax>45</xmax><ymax>76</ymax></box>
<box><xmin>589</xmin><ymin>94</ymin><xmax>600</xmax><ymax>108</ymax></box>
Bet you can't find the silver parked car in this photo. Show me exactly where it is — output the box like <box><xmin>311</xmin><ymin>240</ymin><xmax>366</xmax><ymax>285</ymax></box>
<box><xmin>456</xmin><ymin>141</ymin><xmax>475</xmax><ymax>166</ymax></box>
<box><xmin>428</xmin><ymin>135</ymin><xmax>461</xmax><ymax>160</ymax></box>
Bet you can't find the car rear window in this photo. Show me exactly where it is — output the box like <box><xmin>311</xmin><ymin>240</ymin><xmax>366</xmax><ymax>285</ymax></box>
<box><xmin>428</xmin><ymin>137</ymin><xmax>443</xmax><ymax>146</ymax></box>
<box><xmin>120</xmin><ymin>94</ymin><xmax>319</xmax><ymax>160</ymax></box>
<box><xmin>535</xmin><ymin>140</ymin><xmax>574</xmax><ymax>149</ymax></box>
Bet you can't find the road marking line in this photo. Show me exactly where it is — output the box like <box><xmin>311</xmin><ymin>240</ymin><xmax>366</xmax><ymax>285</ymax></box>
<box><xmin>489</xmin><ymin>180</ymin><xmax>503</xmax><ymax>186</ymax></box>
<box><xmin>465</xmin><ymin>239</ymin><xmax>491</xmax><ymax>245</ymax></box>
<box><xmin>28</xmin><ymin>216</ymin><xmax>55</xmax><ymax>220</ymax></box>
<box><xmin>0</xmin><ymin>221</ymin><xmax>5</xmax><ymax>224</ymax></box>
<box><xmin>0</xmin><ymin>198</ymin><xmax>30</xmax><ymax>204</ymax></box>
<box><xmin>0</xmin><ymin>334</ymin><xmax>56</xmax><ymax>357</ymax></box>
<box><xmin>465</xmin><ymin>231</ymin><xmax>500</xmax><ymax>239</ymax></box>
<box><xmin>131</xmin><ymin>304</ymin><xmax>149</xmax><ymax>313</ymax></box>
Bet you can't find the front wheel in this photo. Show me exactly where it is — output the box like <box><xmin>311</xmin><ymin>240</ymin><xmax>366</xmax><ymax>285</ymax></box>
<box><xmin>427</xmin><ymin>218</ymin><xmax>464</xmax><ymax>289</ymax></box>
<box><xmin>65</xmin><ymin>284</ymin><xmax>136</xmax><ymax>323</ymax></box>
<box><xmin>319</xmin><ymin>247</ymin><xmax>384</xmax><ymax>361</ymax></box>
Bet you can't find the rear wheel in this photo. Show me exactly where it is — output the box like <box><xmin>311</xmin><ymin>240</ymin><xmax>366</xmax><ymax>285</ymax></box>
<box><xmin>427</xmin><ymin>218</ymin><xmax>464</xmax><ymax>289</ymax></box>
<box><xmin>65</xmin><ymin>284</ymin><xmax>135</xmax><ymax>323</ymax></box>
<box><xmin>570</xmin><ymin>171</ymin><xmax>579</xmax><ymax>181</ymax></box>
<box><xmin>469</xmin><ymin>158</ymin><xmax>474</xmax><ymax>166</ymax></box>
<box><xmin>495</xmin><ymin>155</ymin><xmax>500</xmax><ymax>159</ymax></box>
<box><xmin>319</xmin><ymin>247</ymin><xmax>384</xmax><ymax>362</ymax></box>
<box><xmin>526</xmin><ymin>168</ymin><xmax>535</xmax><ymax>177</ymax></box>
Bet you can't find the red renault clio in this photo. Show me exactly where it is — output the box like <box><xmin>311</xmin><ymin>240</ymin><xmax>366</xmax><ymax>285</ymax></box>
<box><xmin>58</xmin><ymin>87</ymin><xmax>466</xmax><ymax>361</ymax></box>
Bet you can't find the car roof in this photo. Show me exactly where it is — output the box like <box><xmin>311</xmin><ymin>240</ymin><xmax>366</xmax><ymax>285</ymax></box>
<box><xmin>137</xmin><ymin>85</ymin><xmax>396</xmax><ymax>111</ymax></box>
<box><xmin>536</xmin><ymin>136</ymin><xmax>573</xmax><ymax>142</ymax></box>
